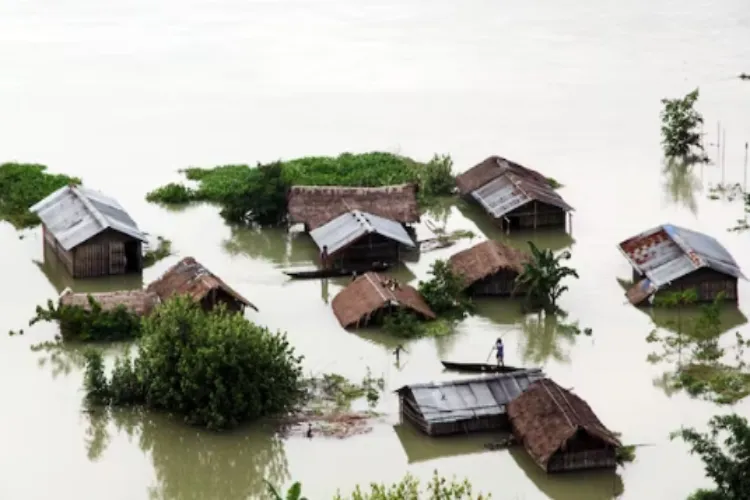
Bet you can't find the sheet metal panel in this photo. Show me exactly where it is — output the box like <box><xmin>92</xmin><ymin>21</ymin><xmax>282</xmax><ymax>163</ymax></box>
<box><xmin>310</xmin><ymin>210</ymin><xmax>415</xmax><ymax>254</ymax></box>
<box><xmin>362</xmin><ymin>211</ymin><xmax>415</xmax><ymax>248</ymax></box>
<box><xmin>471</xmin><ymin>175</ymin><xmax>531</xmax><ymax>218</ymax></box>
<box><xmin>668</xmin><ymin>225</ymin><xmax>745</xmax><ymax>279</ymax></box>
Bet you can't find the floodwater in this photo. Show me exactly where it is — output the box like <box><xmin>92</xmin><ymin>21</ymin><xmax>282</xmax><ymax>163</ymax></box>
<box><xmin>1</xmin><ymin>0</ymin><xmax>749</xmax><ymax>498</ymax></box>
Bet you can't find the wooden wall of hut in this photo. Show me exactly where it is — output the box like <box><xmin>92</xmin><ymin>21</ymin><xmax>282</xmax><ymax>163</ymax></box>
<box><xmin>468</xmin><ymin>270</ymin><xmax>523</xmax><ymax>296</ymax></box>
<box><xmin>200</xmin><ymin>288</ymin><xmax>245</xmax><ymax>313</ymax></box>
<box><xmin>70</xmin><ymin>230</ymin><xmax>143</xmax><ymax>279</ymax></box>
<box><xmin>500</xmin><ymin>201</ymin><xmax>566</xmax><ymax>231</ymax></box>
<box><xmin>546</xmin><ymin>448</ymin><xmax>617</xmax><ymax>473</ymax></box>
<box><xmin>662</xmin><ymin>267</ymin><xmax>738</xmax><ymax>303</ymax></box>
<box><xmin>43</xmin><ymin>224</ymin><xmax>75</xmax><ymax>277</ymax></box>
<box><xmin>328</xmin><ymin>233</ymin><xmax>402</xmax><ymax>268</ymax></box>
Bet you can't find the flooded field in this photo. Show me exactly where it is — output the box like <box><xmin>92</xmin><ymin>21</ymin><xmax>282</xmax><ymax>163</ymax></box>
<box><xmin>1</xmin><ymin>0</ymin><xmax>749</xmax><ymax>498</ymax></box>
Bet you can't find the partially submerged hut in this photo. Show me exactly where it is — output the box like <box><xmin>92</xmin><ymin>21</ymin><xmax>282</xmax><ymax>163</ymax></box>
<box><xmin>395</xmin><ymin>369</ymin><xmax>544</xmax><ymax>437</ymax></box>
<box><xmin>448</xmin><ymin>240</ymin><xmax>529</xmax><ymax>296</ymax></box>
<box><xmin>59</xmin><ymin>288</ymin><xmax>160</xmax><ymax>316</ymax></box>
<box><xmin>507</xmin><ymin>378</ymin><xmax>621</xmax><ymax>473</ymax></box>
<box><xmin>287</xmin><ymin>183</ymin><xmax>420</xmax><ymax>231</ymax></box>
<box><xmin>455</xmin><ymin>157</ymin><xmax>573</xmax><ymax>232</ymax></box>
<box><xmin>310</xmin><ymin>210</ymin><xmax>416</xmax><ymax>268</ymax></box>
<box><xmin>331</xmin><ymin>272</ymin><xmax>435</xmax><ymax>328</ymax></box>
<box><xmin>146</xmin><ymin>257</ymin><xmax>257</xmax><ymax>313</ymax></box>
<box><xmin>29</xmin><ymin>184</ymin><xmax>147</xmax><ymax>278</ymax></box>
<box><xmin>617</xmin><ymin>223</ymin><xmax>745</xmax><ymax>305</ymax></box>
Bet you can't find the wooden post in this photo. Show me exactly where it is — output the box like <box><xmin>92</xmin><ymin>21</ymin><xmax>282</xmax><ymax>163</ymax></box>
<box><xmin>744</xmin><ymin>142</ymin><xmax>748</xmax><ymax>192</ymax></box>
<box><xmin>533</xmin><ymin>201</ymin><xmax>538</xmax><ymax>230</ymax></box>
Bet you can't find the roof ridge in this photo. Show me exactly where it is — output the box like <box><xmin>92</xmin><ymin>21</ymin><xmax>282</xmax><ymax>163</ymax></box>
<box><xmin>364</xmin><ymin>272</ymin><xmax>396</xmax><ymax>303</ymax></box>
<box><xmin>70</xmin><ymin>185</ymin><xmax>110</xmax><ymax>231</ymax></box>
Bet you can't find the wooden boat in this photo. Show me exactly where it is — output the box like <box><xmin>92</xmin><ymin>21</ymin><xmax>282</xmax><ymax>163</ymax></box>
<box><xmin>440</xmin><ymin>360</ymin><xmax>524</xmax><ymax>374</ymax></box>
<box><xmin>283</xmin><ymin>262</ymin><xmax>391</xmax><ymax>280</ymax></box>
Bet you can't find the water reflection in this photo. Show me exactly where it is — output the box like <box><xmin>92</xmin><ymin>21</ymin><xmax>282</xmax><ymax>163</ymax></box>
<box><xmin>84</xmin><ymin>409</ymin><xmax>289</xmax><ymax>500</ymax></box>
<box><xmin>662</xmin><ymin>158</ymin><xmax>703</xmax><ymax>214</ymax></box>
<box><xmin>457</xmin><ymin>203</ymin><xmax>575</xmax><ymax>252</ymax></box>
<box><xmin>519</xmin><ymin>312</ymin><xmax>579</xmax><ymax>365</ymax></box>
<box><xmin>35</xmin><ymin>245</ymin><xmax>144</xmax><ymax>294</ymax></box>
<box><xmin>32</xmin><ymin>341</ymin><xmax>131</xmax><ymax>380</ymax></box>
<box><xmin>509</xmin><ymin>448</ymin><xmax>624</xmax><ymax>500</ymax></box>
<box><xmin>392</xmin><ymin>423</ymin><xmax>495</xmax><ymax>464</ymax></box>
<box><xmin>223</xmin><ymin>226</ymin><xmax>318</xmax><ymax>266</ymax></box>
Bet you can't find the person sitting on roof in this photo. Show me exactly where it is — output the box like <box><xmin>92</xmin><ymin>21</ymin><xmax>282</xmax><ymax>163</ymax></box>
<box><xmin>495</xmin><ymin>337</ymin><xmax>504</xmax><ymax>367</ymax></box>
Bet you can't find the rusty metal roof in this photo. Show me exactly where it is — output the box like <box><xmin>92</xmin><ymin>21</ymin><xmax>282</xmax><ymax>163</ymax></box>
<box><xmin>310</xmin><ymin>210</ymin><xmax>415</xmax><ymax>256</ymax></box>
<box><xmin>396</xmin><ymin>369</ymin><xmax>545</xmax><ymax>424</ymax></box>
<box><xmin>29</xmin><ymin>185</ymin><xmax>146</xmax><ymax>250</ymax></box>
<box><xmin>618</xmin><ymin>224</ymin><xmax>745</xmax><ymax>301</ymax></box>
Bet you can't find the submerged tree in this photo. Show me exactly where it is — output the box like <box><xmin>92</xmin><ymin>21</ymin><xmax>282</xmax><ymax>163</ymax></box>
<box><xmin>672</xmin><ymin>413</ymin><xmax>750</xmax><ymax>500</ymax></box>
<box><xmin>333</xmin><ymin>471</ymin><xmax>490</xmax><ymax>500</ymax></box>
<box><xmin>514</xmin><ymin>242</ymin><xmax>579</xmax><ymax>314</ymax></box>
<box><xmin>418</xmin><ymin>259</ymin><xmax>474</xmax><ymax>320</ymax></box>
<box><xmin>660</xmin><ymin>89</ymin><xmax>708</xmax><ymax>162</ymax></box>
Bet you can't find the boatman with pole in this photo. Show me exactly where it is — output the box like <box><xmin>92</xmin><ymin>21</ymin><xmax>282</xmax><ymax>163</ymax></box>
<box><xmin>494</xmin><ymin>337</ymin><xmax>505</xmax><ymax>367</ymax></box>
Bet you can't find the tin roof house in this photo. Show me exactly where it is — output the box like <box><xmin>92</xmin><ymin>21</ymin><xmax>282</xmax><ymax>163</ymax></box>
<box><xmin>29</xmin><ymin>185</ymin><xmax>147</xmax><ymax>279</ymax></box>
<box><xmin>455</xmin><ymin>157</ymin><xmax>573</xmax><ymax>233</ymax></box>
<box><xmin>618</xmin><ymin>223</ymin><xmax>745</xmax><ymax>305</ymax></box>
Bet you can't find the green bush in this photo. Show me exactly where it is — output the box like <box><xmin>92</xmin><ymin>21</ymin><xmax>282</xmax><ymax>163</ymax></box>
<box><xmin>82</xmin><ymin>296</ymin><xmax>304</xmax><ymax>430</ymax></box>
<box><xmin>333</xmin><ymin>471</ymin><xmax>490</xmax><ymax>499</ymax></box>
<box><xmin>0</xmin><ymin>162</ymin><xmax>81</xmax><ymax>229</ymax></box>
<box><xmin>145</xmin><ymin>152</ymin><xmax>455</xmax><ymax>226</ymax></box>
<box><xmin>27</xmin><ymin>296</ymin><xmax>141</xmax><ymax>341</ymax></box>
<box><xmin>418</xmin><ymin>259</ymin><xmax>474</xmax><ymax>320</ymax></box>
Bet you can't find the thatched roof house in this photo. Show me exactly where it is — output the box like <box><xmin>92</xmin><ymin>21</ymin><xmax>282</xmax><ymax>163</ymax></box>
<box><xmin>59</xmin><ymin>288</ymin><xmax>159</xmax><ymax>316</ymax></box>
<box><xmin>448</xmin><ymin>240</ymin><xmax>529</xmax><ymax>296</ymax></box>
<box><xmin>455</xmin><ymin>157</ymin><xmax>573</xmax><ymax>232</ymax></box>
<box><xmin>331</xmin><ymin>272</ymin><xmax>435</xmax><ymax>328</ymax></box>
<box><xmin>287</xmin><ymin>183</ymin><xmax>419</xmax><ymax>230</ymax></box>
<box><xmin>507</xmin><ymin>378</ymin><xmax>621</xmax><ymax>473</ymax></box>
<box><xmin>146</xmin><ymin>257</ymin><xmax>257</xmax><ymax>313</ymax></box>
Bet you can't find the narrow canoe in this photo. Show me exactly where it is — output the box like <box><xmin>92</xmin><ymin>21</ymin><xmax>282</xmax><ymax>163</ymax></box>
<box><xmin>283</xmin><ymin>262</ymin><xmax>392</xmax><ymax>280</ymax></box>
<box><xmin>440</xmin><ymin>360</ymin><xmax>524</xmax><ymax>374</ymax></box>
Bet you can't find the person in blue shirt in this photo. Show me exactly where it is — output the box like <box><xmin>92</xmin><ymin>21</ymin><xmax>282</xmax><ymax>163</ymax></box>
<box><xmin>495</xmin><ymin>338</ymin><xmax>504</xmax><ymax>367</ymax></box>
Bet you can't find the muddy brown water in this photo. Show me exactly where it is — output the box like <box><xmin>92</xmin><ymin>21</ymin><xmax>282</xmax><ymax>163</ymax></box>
<box><xmin>1</xmin><ymin>1</ymin><xmax>749</xmax><ymax>498</ymax></box>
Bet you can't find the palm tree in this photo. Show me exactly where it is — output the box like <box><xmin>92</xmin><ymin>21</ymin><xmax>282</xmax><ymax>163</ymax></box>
<box><xmin>264</xmin><ymin>480</ymin><xmax>308</xmax><ymax>500</ymax></box>
<box><xmin>514</xmin><ymin>241</ymin><xmax>579</xmax><ymax>313</ymax></box>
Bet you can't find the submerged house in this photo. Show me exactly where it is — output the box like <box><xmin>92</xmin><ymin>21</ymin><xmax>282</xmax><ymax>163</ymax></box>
<box><xmin>618</xmin><ymin>223</ymin><xmax>744</xmax><ymax>305</ymax></box>
<box><xmin>310</xmin><ymin>210</ymin><xmax>416</xmax><ymax>268</ymax></box>
<box><xmin>455</xmin><ymin>156</ymin><xmax>573</xmax><ymax>232</ymax></box>
<box><xmin>29</xmin><ymin>184</ymin><xmax>147</xmax><ymax>278</ymax></box>
<box><xmin>395</xmin><ymin>369</ymin><xmax>545</xmax><ymax>437</ymax></box>
<box><xmin>448</xmin><ymin>240</ymin><xmax>529</xmax><ymax>296</ymax></box>
<box><xmin>508</xmin><ymin>378</ymin><xmax>621</xmax><ymax>473</ymax></box>
<box><xmin>59</xmin><ymin>288</ymin><xmax>160</xmax><ymax>317</ymax></box>
<box><xmin>286</xmin><ymin>183</ymin><xmax>420</xmax><ymax>231</ymax></box>
<box><xmin>146</xmin><ymin>257</ymin><xmax>257</xmax><ymax>313</ymax></box>
<box><xmin>331</xmin><ymin>272</ymin><xmax>435</xmax><ymax>328</ymax></box>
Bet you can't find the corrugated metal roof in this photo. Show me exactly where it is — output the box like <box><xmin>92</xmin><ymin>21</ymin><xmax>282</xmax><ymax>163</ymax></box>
<box><xmin>309</xmin><ymin>210</ymin><xmax>416</xmax><ymax>255</ymax></box>
<box><xmin>618</xmin><ymin>223</ymin><xmax>745</xmax><ymax>290</ymax></box>
<box><xmin>29</xmin><ymin>185</ymin><xmax>146</xmax><ymax>251</ymax></box>
<box><xmin>396</xmin><ymin>369</ymin><xmax>544</xmax><ymax>424</ymax></box>
<box><xmin>470</xmin><ymin>172</ymin><xmax>573</xmax><ymax>218</ymax></box>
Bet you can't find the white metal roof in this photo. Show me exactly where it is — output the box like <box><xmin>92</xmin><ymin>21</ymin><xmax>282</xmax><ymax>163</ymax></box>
<box><xmin>309</xmin><ymin>210</ymin><xmax>416</xmax><ymax>255</ymax></box>
<box><xmin>29</xmin><ymin>185</ymin><xmax>146</xmax><ymax>251</ymax></box>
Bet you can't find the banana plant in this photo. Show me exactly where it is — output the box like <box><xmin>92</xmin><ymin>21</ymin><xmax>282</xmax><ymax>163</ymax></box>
<box><xmin>514</xmin><ymin>241</ymin><xmax>579</xmax><ymax>313</ymax></box>
<box><xmin>264</xmin><ymin>480</ymin><xmax>308</xmax><ymax>500</ymax></box>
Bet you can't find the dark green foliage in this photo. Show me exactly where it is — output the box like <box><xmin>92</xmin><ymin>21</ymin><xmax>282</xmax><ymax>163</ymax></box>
<box><xmin>27</xmin><ymin>297</ymin><xmax>141</xmax><ymax>341</ymax></box>
<box><xmin>647</xmin><ymin>291</ymin><xmax>750</xmax><ymax>405</ymax></box>
<box><xmin>82</xmin><ymin>296</ymin><xmax>304</xmax><ymax>430</ymax></box>
<box><xmin>333</xmin><ymin>471</ymin><xmax>490</xmax><ymax>499</ymax></box>
<box><xmin>660</xmin><ymin>89</ymin><xmax>708</xmax><ymax>161</ymax></box>
<box><xmin>82</xmin><ymin>349</ymin><xmax>110</xmax><ymax>404</ymax></box>
<box><xmin>145</xmin><ymin>152</ymin><xmax>455</xmax><ymax>226</ymax></box>
<box><xmin>142</xmin><ymin>236</ymin><xmax>173</xmax><ymax>268</ymax></box>
<box><xmin>514</xmin><ymin>242</ymin><xmax>579</xmax><ymax>314</ymax></box>
<box><xmin>383</xmin><ymin>310</ymin><xmax>423</xmax><ymax>338</ymax></box>
<box><xmin>672</xmin><ymin>414</ymin><xmax>750</xmax><ymax>500</ymax></box>
<box><xmin>418</xmin><ymin>259</ymin><xmax>474</xmax><ymax>320</ymax></box>
<box><xmin>0</xmin><ymin>162</ymin><xmax>81</xmax><ymax>229</ymax></box>
<box><xmin>265</xmin><ymin>480</ymin><xmax>309</xmax><ymax>500</ymax></box>
<box><xmin>301</xmin><ymin>370</ymin><xmax>384</xmax><ymax>411</ymax></box>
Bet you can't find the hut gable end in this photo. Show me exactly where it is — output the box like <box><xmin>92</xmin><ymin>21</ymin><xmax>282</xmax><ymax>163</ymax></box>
<box><xmin>287</xmin><ymin>184</ymin><xmax>419</xmax><ymax>230</ymax></box>
<box><xmin>145</xmin><ymin>257</ymin><xmax>257</xmax><ymax>311</ymax></box>
<box><xmin>448</xmin><ymin>240</ymin><xmax>530</xmax><ymax>290</ymax></box>
<box><xmin>507</xmin><ymin>379</ymin><xmax>620</xmax><ymax>470</ymax></box>
<box><xmin>331</xmin><ymin>272</ymin><xmax>435</xmax><ymax>328</ymax></box>
<box><xmin>29</xmin><ymin>184</ymin><xmax>146</xmax><ymax>251</ymax></box>
<box><xmin>310</xmin><ymin>210</ymin><xmax>416</xmax><ymax>256</ymax></box>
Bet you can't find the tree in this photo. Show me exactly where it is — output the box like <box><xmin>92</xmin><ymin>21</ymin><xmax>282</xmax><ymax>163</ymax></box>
<box><xmin>660</xmin><ymin>89</ymin><xmax>708</xmax><ymax>161</ymax></box>
<box><xmin>418</xmin><ymin>259</ymin><xmax>474</xmax><ymax>320</ymax></box>
<box><xmin>82</xmin><ymin>296</ymin><xmax>304</xmax><ymax>430</ymax></box>
<box><xmin>514</xmin><ymin>242</ymin><xmax>579</xmax><ymax>313</ymax></box>
<box><xmin>333</xmin><ymin>471</ymin><xmax>489</xmax><ymax>499</ymax></box>
<box><xmin>220</xmin><ymin>161</ymin><xmax>289</xmax><ymax>226</ymax></box>
<box><xmin>671</xmin><ymin>414</ymin><xmax>750</xmax><ymax>500</ymax></box>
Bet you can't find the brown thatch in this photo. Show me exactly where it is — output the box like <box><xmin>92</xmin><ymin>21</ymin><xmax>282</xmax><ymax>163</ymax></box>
<box><xmin>59</xmin><ymin>289</ymin><xmax>160</xmax><ymax>316</ymax></box>
<box><xmin>331</xmin><ymin>272</ymin><xmax>436</xmax><ymax>328</ymax></box>
<box><xmin>287</xmin><ymin>183</ymin><xmax>419</xmax><ymax>230</ymax></box>
<box><xmin>146</xmin><ymin>257</ymin><xmax>258</xmax><ymax>311</ymax></box>
<box><xmin>455</xmin><ymin>156</ymin><xmax>550</xmax><ymax>195</ymax></box>
<box><xmin>448</xmin><ymin>240</ymin><xmax>530</xmax><ymax>289</ymax></box>
<box><xmin>507</xmin><ymin>378</ymin><xmax>621</xmax><ymax>469</ymax></box>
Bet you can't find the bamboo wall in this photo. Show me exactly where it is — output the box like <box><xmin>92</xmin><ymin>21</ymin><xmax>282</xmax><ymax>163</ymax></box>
<box><xmin>663</xmin><ymin>268</ymin><xmax>738</xmax><ymax>303</ymax></box>
<box><xmin>503</xmin><ymin>201</ymin><xmax>567</xmax><ymax>230</ymax></box>
<box><xmin>58</xmin><ymin>229</ymin><xmax>143</xmax><ymax>279</ymax></box>
<box><xmin>328</xmin><ymin>233</ymin><xmax>402</xmax><ymax>268</ymax></box>
<box><xmin>546</xmin><ymin>448</ymin><xmax>617</xmax><ymax>473</ymax></box>
<box><xmin>468</xmin><ymin>270</ymin><xmax>522</xmax><ymax>296</ymax></box>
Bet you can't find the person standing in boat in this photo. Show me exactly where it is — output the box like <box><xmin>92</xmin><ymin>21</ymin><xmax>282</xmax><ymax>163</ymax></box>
<box><xmin>494</xmin><ymin>337</ymin><xmax>505</xmax><ymax>367</ymax></box>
